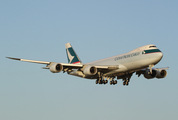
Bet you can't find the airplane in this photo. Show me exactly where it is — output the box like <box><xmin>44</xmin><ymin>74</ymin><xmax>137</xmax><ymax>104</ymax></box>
<box><xmin>6</xmin><ymin>43</ymin><xmax>168</xmax><ymax>86</ymax></box>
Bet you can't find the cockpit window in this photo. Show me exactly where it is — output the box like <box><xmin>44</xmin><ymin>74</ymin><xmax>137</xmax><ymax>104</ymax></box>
<box><xmin>149</xmin><ymin>46</ymin><xmax>156</xmax><ymax>48</ymax></box>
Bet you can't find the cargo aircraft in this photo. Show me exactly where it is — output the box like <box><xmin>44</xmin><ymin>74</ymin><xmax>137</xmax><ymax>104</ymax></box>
<box><xmin>7</xmin><ymin>43</ymin><xmax>168</xmax><ymax>86</ymax></box>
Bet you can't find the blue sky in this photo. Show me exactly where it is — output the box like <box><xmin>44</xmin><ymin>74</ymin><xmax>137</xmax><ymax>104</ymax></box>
<box><xmin>1</xmin><ymin>0</ymin><xmax>178</xmax><ymax>120</ymax></box>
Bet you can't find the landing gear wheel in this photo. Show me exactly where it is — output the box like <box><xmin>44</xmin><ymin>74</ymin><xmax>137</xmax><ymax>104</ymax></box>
<box><xmin>126</xmin><ymin>82</ymin><xmax>129</xmax><ymax>86</ymax></box>
<box><xmin>126</xmin><ymin>80</ymin><xmax>129</xmax><ymax>86</ymax></box>
<box><xmin>99</xmin><ymin>80</ymin><xmax>102</xmax><ymax>84</ymax></box>
<box><xmin>103</xmin><ymin>80</ymin><xmax>107</xmax><ymax>84</ymax></box>
<box><xmin>95</xmin><ymin>80</ymin><xmax>98</xmax><ymax>84</ymax></box>
<box><xmin>114</xmin><ymin>80</ymin><xmax>117</xmax><ymax>84</ymax></box>
<box><xmin>105</xmin><ymin>80</ymin><xmax>108</xmax><ymax>84</ymax></box>
<box><xmin>110</xmin><ymin>81</ymin><xmax>112</xmax><ymax>85</ymax></box>
<box><xmin>123</xmin><ymin>81</ymin><xmax>126</xmax><ymax>85</ymax></box>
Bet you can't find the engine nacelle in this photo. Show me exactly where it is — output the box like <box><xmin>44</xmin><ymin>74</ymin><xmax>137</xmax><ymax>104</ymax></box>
<box><xmin>83</xmin><ymin>66</ymin><xmax>97</xmax><ymax>75</ymax></box>
<box><xmin>144</xmin><ymin>69</ymin><xmax>157</xmax><ymax>79</ymax></box>
<box><xmin>50</xmin><ymin>63</ymin><xmax>63</xmax><ymax>73</ymax></box>
<box><xmin>156</xmin><ymin>69</ymin><xmax>167</xmax><ymax>78</ymax></box>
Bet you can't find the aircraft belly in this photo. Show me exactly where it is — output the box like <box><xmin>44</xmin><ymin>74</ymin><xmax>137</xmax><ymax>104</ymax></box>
<box><xmin>68</xmin><ymin>70</ymin><xmax>84</xmax><ymax>78</ymax></box>
<box><xmin>103</xmin><ymin>64</ymin><xmax>128</xmax><ymax>76</ymax></box>
<box><xmin>68</xmin><ymin>70</ymin><xmax>98</xmax><ymax>79</ymax></box>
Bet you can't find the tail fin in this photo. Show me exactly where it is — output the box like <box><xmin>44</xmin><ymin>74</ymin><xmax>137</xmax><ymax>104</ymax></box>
<box><xmin>65</xmin><ymin>43</ymin><xmax>82</xmax><ymax>64</ymax></box>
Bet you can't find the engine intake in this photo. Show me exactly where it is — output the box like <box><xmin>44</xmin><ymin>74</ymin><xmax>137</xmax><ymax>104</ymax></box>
<box><xmin>83</xmin><ymin>66</ymin><xmax>97</xmax><ymax>75</ymax></box>
<box><xmin>50</xmin><ymin>63</ymin><xmax>63</xmax><ymax>73</ymax></box>
<box><xmin>144</xmin><ymin>69</ymin><xmax>157</xmax><ymax>79</ymax></box>
<box><xmin>156</xmin><ymin>69</ymin><xmax>167</xmax><ymax>78</ymax></box>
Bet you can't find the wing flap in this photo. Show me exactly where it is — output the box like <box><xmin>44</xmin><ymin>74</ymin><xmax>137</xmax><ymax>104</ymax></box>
<box><xmin>46</xmin><ymin>62</ymin><xmax>83</xmax><ymax>68</ymax></box>
<box><xmin>94</xmin><ymin>65</ymin><xmax>119</xmax><ymax>70</ymax></box>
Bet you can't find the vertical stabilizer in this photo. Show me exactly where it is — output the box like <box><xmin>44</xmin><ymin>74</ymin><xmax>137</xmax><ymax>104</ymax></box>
<box><xmin>65</xmin><ymin>43</ymin><xmax>82</xmax><ymax>64</ymax></box>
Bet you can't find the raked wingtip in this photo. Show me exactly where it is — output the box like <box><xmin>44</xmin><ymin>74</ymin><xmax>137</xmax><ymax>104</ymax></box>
<box><xmin>6</xmin><ymin>57</ymin><xmax>21</xmax><ymax>61</ymax></box>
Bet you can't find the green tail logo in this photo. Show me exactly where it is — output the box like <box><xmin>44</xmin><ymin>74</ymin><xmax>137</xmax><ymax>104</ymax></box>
<box><xmin>65</xmin><ymin>43</ymin><xmax>82</xmax><ymax>64</ymax></box>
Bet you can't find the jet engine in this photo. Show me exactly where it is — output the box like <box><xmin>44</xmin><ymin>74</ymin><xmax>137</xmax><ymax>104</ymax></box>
<box><xmin>156</xmin><ymin>69</ymin><xmax>167</xmax><ymax>78</ymax></box>
<box><xmin>144</xmin><ymin>69</ymin><xmax>157</xmax><ymax>79</ymax></box>
<box><xmin>83</xmin><ymin>66</ymin><xmax>97</xmax><ymax>75</ymax></box>
<box><xmin>50</xmin><ymin>63</ymin><xmax>63</xmax><ymax>73</ymax></box>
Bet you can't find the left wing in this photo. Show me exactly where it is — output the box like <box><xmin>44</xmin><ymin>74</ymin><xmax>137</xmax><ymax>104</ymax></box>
<box><xmin>6</xmin><ymin>57</ymin><xmax>83</xmax><ymax>69</ymax></box>
<box><xmin>6</xmin><ymin>57</ymin><xmax>119</xmax><ymax>73</ymax></box>
<box><xmin>6</xmin><ymin>57</ymin><xmax>50</xmax><ymax>64</ymax></box>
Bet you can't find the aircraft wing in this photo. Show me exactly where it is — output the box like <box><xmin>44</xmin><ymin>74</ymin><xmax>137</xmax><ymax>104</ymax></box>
<box><xmin>6</xmin><ymin>57</ymin><xmax>84</xmax><ymax>68</ymax></box>
<box><xmin>6</xmin><ymin>57</ymin><xmax>50</xmax><ymax>64</ymax></box>
<box><xmin>140</xmin><ymin>67</ymin><xmax>169</xmax><ymax>70</ymax></box>
<box><xmin>6</xmin><ymin>57</ymin><xmax>118</xmax><ymax>70</ymax></box>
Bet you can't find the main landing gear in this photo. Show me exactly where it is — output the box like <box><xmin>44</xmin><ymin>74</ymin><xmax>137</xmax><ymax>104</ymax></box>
<box><xmin>122</xmin><ymin>78</ymin><xmax>130</xmax><ymax>86</ymax></box>
<box><xmin>95</xmin><ymin>79</ymin><xmax>108</xmax><ymax>84</ymax></box>
<box><xmin>95</xmin><ymin>77</ymin><xmax>131</xmax><ymax>86</ymax></box>
<box><xmin>95</xmin><ymin>77</ymin><xmax>117</xmax><ymax>85</ymax></box>
<box><xmin>110</xmin><ymin>80</ymin><xmax>117</xmax><ymax>85</ymax></box>
<box><xmin>96</xmin><ymin>74</ymin><xmax>132</xmax><ymax>86</ymax></box>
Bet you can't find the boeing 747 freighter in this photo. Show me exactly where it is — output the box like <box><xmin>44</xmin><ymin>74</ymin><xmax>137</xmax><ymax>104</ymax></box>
<box><xmin>7</xmin><ymin>43</ymin><xmax>168</xmax><ymax>86</ymax></box>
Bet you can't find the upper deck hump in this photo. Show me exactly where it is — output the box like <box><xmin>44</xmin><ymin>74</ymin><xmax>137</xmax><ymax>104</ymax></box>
<box><xmin>128</xmin><ymin>44</ymin><xmax>157</xmax><ymax>53</ymax></box>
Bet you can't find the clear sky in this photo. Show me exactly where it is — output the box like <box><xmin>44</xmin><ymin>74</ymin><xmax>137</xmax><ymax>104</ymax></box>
<box><xmin>1</xmin><ymin>0</ymin><xmax>178</xmax><ymax>120</ymax></box>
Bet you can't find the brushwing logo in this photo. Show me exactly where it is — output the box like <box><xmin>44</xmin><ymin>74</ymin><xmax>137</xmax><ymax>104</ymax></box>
<box><xmin>67</xmin><ymin>48</ymin><xmax>74</xmax><ymax>63</ymax></box>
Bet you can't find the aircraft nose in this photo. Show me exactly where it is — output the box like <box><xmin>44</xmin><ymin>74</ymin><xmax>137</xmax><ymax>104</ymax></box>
<box><xmin>159</xmin><ymin>51</ymin><xmax>163</xmax><ymax>60</ymax></box>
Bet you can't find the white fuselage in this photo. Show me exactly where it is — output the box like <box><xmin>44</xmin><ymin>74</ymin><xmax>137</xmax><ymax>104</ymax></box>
<box><xmin>69</xmin><ymin>44</ymin><xmax>163</xmax><ymax>78</ymax></box>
